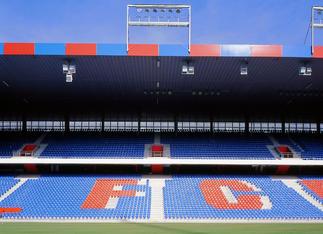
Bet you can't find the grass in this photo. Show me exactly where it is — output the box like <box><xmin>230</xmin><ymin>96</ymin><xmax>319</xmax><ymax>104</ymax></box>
<box><xmin>0</xmin><ymin>223</ymin><xmax>322</xmax><ymax>234</ymax></box>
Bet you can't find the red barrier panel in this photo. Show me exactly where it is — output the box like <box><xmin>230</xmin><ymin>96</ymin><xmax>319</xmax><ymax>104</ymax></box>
<box><xmin>151</xmin><ymin>145</ymin><xmax>164</xmax><ymax>152</ymax></box>
<box><xmin>0</xmin><ymin>207</ymin><xmax>22</xmax><ymax>213</ymax></box>
<box><xmin>4</xmin><ymin>43</ymin><xmax>35</xmax><ymax>55</ymax></box>
<box><xmin>128</xmin><ymin>44</ymin><xmax>158</xmax><ymax>56</ymax></box>
<box><xmin>313</xmin><ymin>46</ymin><xmax>323</xmax><ymax>58</ymax></box>
<box><xmin>277</xmin><ymin>146</ymin><xmax>290</xmax><ymax>153</ymax></box>
<box><xmin>22</xmin><ymin>144</ymin><xmax>37</xmax><ymax>152</ymax></box>
<box><xmin>190</xmin><ymin>44</ymin><xmax>220</xmax><ymax>57</ymax></box>
<box><xmin>151</xmin><ymin>144</ymin><xmax>164</xmax><ymax>157</ymax></box>
<box><xmin>24</xmin><ymin>164</ymin><xmax>38</xmax><ymax>173</ymax></box>
<box><xmin>251</xmin><ymin>45</ymin><xmax>282</xmax><ymax>57</ymax></box>
<box><xmin>151</xmin><ymin>165</ymin><xmax>164</xmax><ymax>174</ymax></box>
<box><xmin>276</xmin><ymin>165</ymin><xmax>290</xmax><ymax>174</ymax></box>
<box><xmin>66</xmin><ymin>43</ymin><xmax>96</xmax><ymax>56</ymax></box>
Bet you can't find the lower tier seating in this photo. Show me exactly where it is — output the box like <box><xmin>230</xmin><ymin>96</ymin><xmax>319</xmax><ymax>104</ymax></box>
<box><xmin>0</xmin><ymin>175</ymin><xmax>322</xmax><ymax>221</ymax></box>
<box><xmin>164</xmin><ymin>175</ymin><xmax>323</xmax><ymax>220</ymax></box>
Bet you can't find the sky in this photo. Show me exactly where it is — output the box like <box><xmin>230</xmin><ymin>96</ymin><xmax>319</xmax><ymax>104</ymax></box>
<box><xmin>0</xmin><ymin>0</ymin><xmax>322</xmax><ymax>46</ymax></box>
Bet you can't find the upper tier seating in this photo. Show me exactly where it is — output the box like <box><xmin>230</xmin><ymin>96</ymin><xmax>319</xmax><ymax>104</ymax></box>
<box><xmin>0</xmin><ymin>175</ymin><xmax>322</xmax><ymax>221</ymax></box>
<box><xmin>289</xmin><ymin>136</ymin><xmax>323</xmax><ymax>160</ymax></box>
<box><xmin>0</xmin><ymin>134</ymin><xmax>38</xmax><ymax>158</ymax></box>
<box><xmin>40</xmin><ymin>134</ymin><xmax>153</xmax><ymax>158</ymax></box>
<box><xmin>1</xmin><ymin>133</ymin><xmax>323</xmax><ymax>160</ymax></box>
<box><xmin>274</xmin><ymin>135</ymin><xmax>304</xmax><ymax>156</ymax></box>
<box><xmin>162</xmin><ymin>135</ymin><xmax>275</xmax><ymax>159</ymax></box>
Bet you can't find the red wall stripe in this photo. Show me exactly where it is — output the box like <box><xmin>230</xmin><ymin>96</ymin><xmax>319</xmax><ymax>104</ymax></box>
<box><xmin>66</xmin><ymin>43</ymin><xmax>97</xmax><ymax>56</ymax></box>
<box><xmin>128</xmin><ymin>44</ymin><xmax>158</xmax><ymax>56</ymax></box>
<box><xmin>313</xmin><ymin>46</ymin><xmax>323</xmax><ymax>58</ymax></box>
<box><xmin>4</xmin><ymin>43</ymin><xmax>35</xmax><ymax>55</ymax></box>
<box><xmin>190</xmin><ymin>44</ymin><xmax>220</xmax><ymax>57</ymax></box>
<box><xmin>251</xmin><ymin>45</ymin><xmax>282</xmax><ymax>57</ymax></box>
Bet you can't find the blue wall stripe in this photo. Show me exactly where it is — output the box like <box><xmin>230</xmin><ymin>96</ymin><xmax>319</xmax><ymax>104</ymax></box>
<box><xmin>221</xmin><ymin>45</ymin><xmax>251</xmax><ymax>57</ymax></box>
<box><xmin>97</xmin><ymin>44</ymin><xmax>127</xmax><ymax>56</ymax></box>
<box><xmin>159</xmin><ymin>45</ymin><xmax>188</xmax><ymax>56</ymax></box>
<box><xmin>283</xmin><ymin>45</ymin><xmax>311</xmax><ymax>58</ymax></box>
<box><xmin>0</xmin><ymin>43</ymin><xmax>3</xmax><ymax>55</ymax></box>
<box><xmin>35</xmin><ymin>43</ymin><xmax>65</xmax><ymax>55</ymax></box>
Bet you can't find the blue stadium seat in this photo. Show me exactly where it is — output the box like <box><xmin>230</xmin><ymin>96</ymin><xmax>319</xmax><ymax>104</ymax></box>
<box><xmin>40</xmin><ymin>134</ymin><xmax>153</xmax><ymax>159</ymax></box>
<box><xmin>0</xmin><ymin>175</ymin><xmax>151</xmax><ymax>220</ymax></box>
<box><xmin>290</xmin><ymin>136</ymin><xmax>323</xmax><ymax>160</ymax></box>
<box><xmin>164</xmin><ymin>175</ymin><xmax>323</xmax><ymax>220</ymax></box>
<box><xmin>162</xmin><ymin>135</ymin><xmax>275</xmax><ymax>159</ymax></box>
<box><xmin>0</xmin><ymin>175</ymin><xmax>322</xmax><ymax>221</ymax></box>
<box><xmin>0</xmin><ymin>134</ymin><xmax>38</xmax><ymax>158</ymax></box>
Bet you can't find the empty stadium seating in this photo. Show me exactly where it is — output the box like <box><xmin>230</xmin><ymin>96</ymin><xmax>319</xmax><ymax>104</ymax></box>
<box><xmin>163</xmin><ymin>175</ymin><xmax>323</xmax><ymax>220</ymax></box>
<box><xmin>0</xmin><ymin>134</ymin><xmax>38</xmax><ymax>158</ymax></box>
<box><xmin>299</xmin><ymin>176</ymin><xmax>323</xmax><ymax>203</ymax></box>
<box><xmin>40</xmin><ymin>134</ymin><xmax>153</xmax><ymax>158</ymax></box>
<box><xmin>162</xmin><ymin>135</ymin><xmax>275</xmax><ymax>159</ymax></box>
<box><xmin>0</xmin><ymin>175</ymin><xmax>322</xmax><ymax>221</ymax></box>
<box><xmin>0</xmin><ymin>175</ymin><xmax>151</xmax><ymax>220</ymax></box>
<box><xmin>1</xmin><ymin>133</ymin><xmax>323</xmax><ymax>160</ymax></box>
<box><xmin>289</xmin><ymin>136</ymin><xmax>323</xmax><ymax>160</ymax></box>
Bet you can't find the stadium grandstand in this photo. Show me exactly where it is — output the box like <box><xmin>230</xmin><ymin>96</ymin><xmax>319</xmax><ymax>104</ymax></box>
<box><xmin>0</xmin><ymin>2</ymin><xmax>323</xmax><ymax>234</ymax></box>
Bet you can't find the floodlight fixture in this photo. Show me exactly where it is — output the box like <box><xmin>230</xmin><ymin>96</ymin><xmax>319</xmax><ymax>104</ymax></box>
<box><xmin>311</xmin><ymin>6</ymin><xmax>323</xmax><ymax>54</ymax></box>
<box><xmin>182</xmin><ymin>61</ymin><xmax>194</xmax><ymax>75</ymax></box>
<box><xmin>63</xmin><ymin>64</ymin><xmax>76</xmax><ymax>83</ymax></box>
<box><xmin>69</xmin><ymin>65</ymin><xmax>76</xmax><ymax>74</ymax></box>
<box><xmin>65</xmin><ymin>73</ymin><xmax>73</xmax><ymax>83</ymax></box>
<box><xmin>240</xmin><ymin>65</ymin><xmax>248</xmax><ymax>76</ymax></box>
<box><xmin>299</xmin><ymin>66</ymin><xmax>312</xmax><ymax>76</ymax></box>
<box><xmin>62</xmin><ymin>64</ymin><xmax>69</xmax><ymax>73</ymax></box>
<box><xmin>127</xmin><ymin>4</ymin><xmax>192</xmax><ymax>53</ymax></box>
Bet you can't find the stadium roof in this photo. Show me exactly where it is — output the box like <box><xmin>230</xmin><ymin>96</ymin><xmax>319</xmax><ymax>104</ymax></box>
<box><xmin>0</xmin><ymin>43</ymin><xmax>323</xmax><ymax>116</ymax></box>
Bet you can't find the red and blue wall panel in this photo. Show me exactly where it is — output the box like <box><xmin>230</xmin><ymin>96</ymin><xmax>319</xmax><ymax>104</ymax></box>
<box><xmin>35</xmin><ymin>43</ymin><xmax>65</xmax><ymax>55</ymax></box>
<box><xmin>313</xmin><ymin>46</ymin><xmax>323</xmax><ymax>58</ymax></box>
<box><xmin>251</xmin><ymin>45</ymin><xmax>282</xmax><ymax>57</ymax></box>
<box><xmin>65</xmin><ymin>43</ymin><xmax>97</xmax><ymax>56</ymax></box>
<box><xmin>128</xmin><ymin>44</ymin><xmax>158</xmax><ymax>56</ymax></box>
<box><xmin>4</xmin><ymin>43</ymin><xmax>35</xmax><ymax>55</ymax></box>
<box><xmin>159</xmin><ymin>45</ymin><xmax>188</xmax><ymax>56</ymax></box>
<box><xmin>221</xmin><ymin>45</ymin><xmax>251</xmax><ymax>57</ymax></box>
<box><xmin>190</xmin><ymin>44</ymin><xmax>220</xmax><ymax>57</ymax></box>
<box><xmin>283</xmin><ymin>45</ymin><xmax>311</xmax><ymax>58</ymax></box>
<box><xmin>97</xmin><ymin>44</ymin><xmax>127</xmax><ymax>56</ymax></box>
<box><xmin>0</xmin><ymin>43</ymin><xmax>322</xmax><ymax>58</ymax></box>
